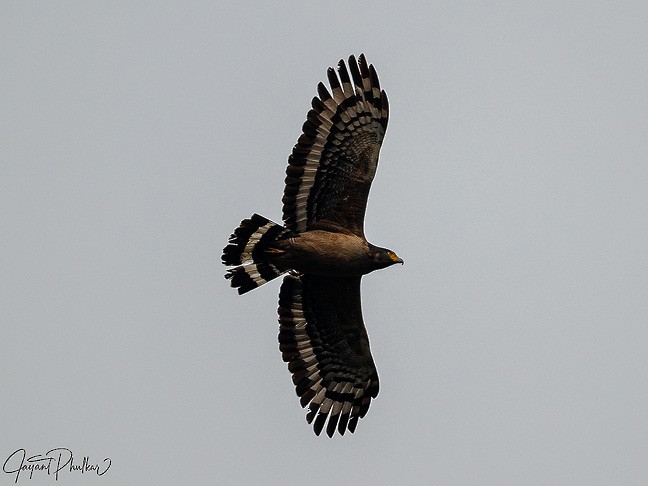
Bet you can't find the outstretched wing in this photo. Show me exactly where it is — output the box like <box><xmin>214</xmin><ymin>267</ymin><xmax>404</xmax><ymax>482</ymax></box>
<box><xmin>282</xmin><ymin>54</ymin><xmax>389</xmax><ymax>236</ymax></box>
<box><xmin>278</xmin><ymin>274</ymin><xmax>379</xmax><ymax>437</ymax></box>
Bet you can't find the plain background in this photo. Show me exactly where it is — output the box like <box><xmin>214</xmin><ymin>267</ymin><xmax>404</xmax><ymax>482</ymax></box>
<box><xmin>2</xmin><ymin>2</ymin><xmax>647</xmax><ymax>485</ymax></box>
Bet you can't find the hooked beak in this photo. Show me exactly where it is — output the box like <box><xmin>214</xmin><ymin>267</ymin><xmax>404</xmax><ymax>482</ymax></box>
<box><xmin>389</xmin><ymin>253</ymin><xmax>404</xmax><ymax>265</ymax></box>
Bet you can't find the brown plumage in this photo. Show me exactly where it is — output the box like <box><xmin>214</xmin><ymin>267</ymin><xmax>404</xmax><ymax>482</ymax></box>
<box><xmin>222</xmin><ymin>54</ymin><xmax>402</xmax><ymax>436</ymax></box>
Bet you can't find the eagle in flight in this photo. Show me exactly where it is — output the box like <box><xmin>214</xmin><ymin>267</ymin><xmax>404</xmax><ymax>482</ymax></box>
<box><xmin>222</xmin><ymin>54</ymin><xmax>402</xmax><ymax>437</ymax></box>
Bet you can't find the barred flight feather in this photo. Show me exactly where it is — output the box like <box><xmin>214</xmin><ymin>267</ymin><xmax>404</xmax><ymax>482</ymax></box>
<box><xmin>222</xmin><ymin>214</ymin><xmax>292</xmax><ymax>294</ymax></box>
<box><xmin>282</xmin><ymin>54</ymin><xmax>389</xmax><ymax>236</ymax></box>
<box><xmin>278</xmin><ymin>274</ymin><xmax>379</xmax><ymax>437</ymax></box>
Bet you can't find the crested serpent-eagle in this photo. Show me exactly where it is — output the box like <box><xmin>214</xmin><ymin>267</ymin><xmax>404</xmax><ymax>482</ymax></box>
<box><xmin>222</xmin><ymin>54</ymin><xmax>402</xmax><ymax>437</ymax></box>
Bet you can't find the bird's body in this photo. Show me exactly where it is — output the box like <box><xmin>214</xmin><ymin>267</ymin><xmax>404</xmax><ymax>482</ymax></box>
<box><xmin>222</xmin><ymin>54</ymin><xmax>401</xmax><ymax>437</ymax></box>
<box><xmin>270</xmin><ymin>228</ymin><xmax>399</xmax><ymax>276</ymax></box>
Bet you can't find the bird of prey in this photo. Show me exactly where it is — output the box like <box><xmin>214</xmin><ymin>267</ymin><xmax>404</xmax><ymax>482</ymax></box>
<box><xmin>222</xmin><ymin>54</ymin><xmax>402</xmax><ymax>437</ymax></box>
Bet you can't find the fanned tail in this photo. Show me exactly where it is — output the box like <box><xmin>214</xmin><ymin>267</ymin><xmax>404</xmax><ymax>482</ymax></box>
<box><xmin>222</xmin><ymin>214</ymin><xmax>292</xmax><ymax>294</ymax></box>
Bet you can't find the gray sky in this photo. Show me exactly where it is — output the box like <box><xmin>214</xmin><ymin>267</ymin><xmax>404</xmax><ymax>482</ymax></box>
<box><xmin>2</xmin><ymin>2</ymin><xmax>648</xmax><ymax>485</ymax></box>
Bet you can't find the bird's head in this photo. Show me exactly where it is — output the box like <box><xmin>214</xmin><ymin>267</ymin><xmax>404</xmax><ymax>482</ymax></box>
<box><xmin>369</xmin><ymin>245</ymin><xmax>404</xmax><ymax>269</ymax></box>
